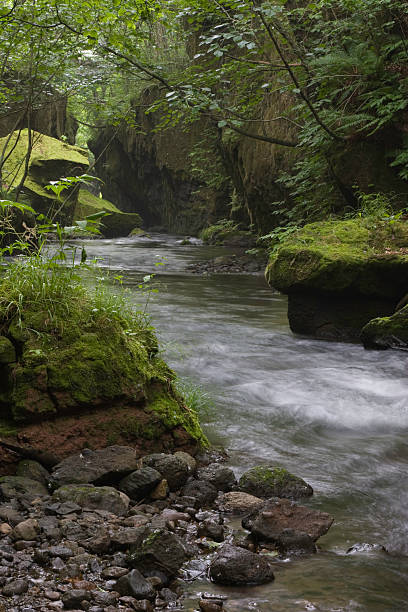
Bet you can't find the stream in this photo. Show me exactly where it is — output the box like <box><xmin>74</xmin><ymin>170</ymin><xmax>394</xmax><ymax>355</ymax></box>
<box><xmin>77</xmin><ymin>233</ymin><xmax>408</xmax><ymax>612</ymax></box>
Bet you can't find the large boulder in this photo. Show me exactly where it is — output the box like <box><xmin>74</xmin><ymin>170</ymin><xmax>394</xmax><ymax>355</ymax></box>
<box><xmin>266</xmin><ymin>219</ymin><xmax>408</xmax><ymax>342</ymax></box>
<box><xmin>209</xmin><ymin>544</ymin><xmax>274</xmax><ymax>586</ymax></box>
<box><xmin>141</xmin><ymin>453</ymin><xmax>189</xmax><ymax>490</ymax></box>
<box><xmin>0</xmin><ymin>130</ymin><xmax>89</xmax><ymax>225</ymax></box>
<box><xmin>49</xmin><ymin>446</ymin><xmax>140</xmax><ymax>487</ymax></box>
<box><xmin>52</xmin><ymin>484</ymin><xmax>130</xmax><ymax>515</ymax></box>
<box><xmin>239</xmin><ymin>466</ymin><xmax>313</xmax><ymax>500</ymax></box>
<box><xmin>75</xmin><ymin>189</ymin><xmax>143</xmax><ymax>238</ymax></box>
<box><xmin>243</xmin><ymin>498</ymin><xmax>334</xmax><ymax>550</ymax></box>
<box><xmin>0</xmin><ymin>476</ymin><xmax>49</xmax><ymax>501</ymax></box>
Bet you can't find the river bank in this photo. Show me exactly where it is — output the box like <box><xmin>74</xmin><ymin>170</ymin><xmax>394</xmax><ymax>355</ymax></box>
<box><xmin>2</xmin><ymin>233</ymin><xmax>408</xmax><ymax>611</ymax></box>
<box><xmin>65</xmin><ymin>233</ymin><xmax>408</xmax><ymax>611</ymax></box>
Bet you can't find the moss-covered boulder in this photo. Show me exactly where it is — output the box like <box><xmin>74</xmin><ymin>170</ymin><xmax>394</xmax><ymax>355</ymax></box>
<box><xmin>361</xmin><ymin>304</ymin><xmax>408</xmax><ymax>350</ymax></box>
<box><xmin>0</xmin><ymin>129</ymin><xmax>89</xmax><ymax>225</ymax></box>
<box><xmin>0</xmin><ymin>261</ymin><xmax>207</xmax><ymax>472</ymax></box>
<box><xmin>266</xmin><ymin>219</ymin><xmax>408</xmax><ymax>341</ymax></box>
<box><xmin>238</xmin><ymin>466</ymin><xmax>313</xmax><ymax>500</ymax></box>
<box><xmin>75</xmin><ymin>190</ymin><xmax>142</xmax><ymax>238</ymax></box>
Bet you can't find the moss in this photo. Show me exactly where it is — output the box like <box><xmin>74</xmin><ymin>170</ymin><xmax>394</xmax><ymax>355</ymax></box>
<box><xmin>75</xmin><ymin>190</ymin><xmax>142</xmax><ymax>238</ymax></box>
<box><xmin>0</xmin><ymin>130</ymin><xmax>89</xmax><ymax>223</ymax></box>
<box><xmin>239</xmin><ymin>465</ymin><xmax>313</xmax><ymax>499</ymax></box>
<box><xmin>146</xmin><ymin>390</ymin><xmax>209</xmax><ymax>447</ymax></box>
<box><xmin>266</xmin><ymin>218</ymin><xmax>408</xmax><ymax>299</ymax></box>
<box><xmin>361</xmin><ymin>304</ymin><xmax>408</xmax><ymax>349</ymax></box>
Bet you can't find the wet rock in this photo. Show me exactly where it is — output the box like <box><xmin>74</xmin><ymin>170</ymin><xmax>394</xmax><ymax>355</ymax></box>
<box><xmin>52</xmin><ymin>484</ymin><xmax>130</xmax><ymax>515</ymax></box>
<box><xmin>61</xmin><ymin>589</ymin><xmax>91</xmax><ymax>608</ymax></box>
<box><xmin>272</xmin><ymin>528</ymin><xmax>316</xmax><ymax>555</ymax></box>
<box><xmin>174</xmin><ymin>451</ymin><xmax>197</xmax><ymax>474</ymax></box>
<box><xmin>197</xmin><ymin>464</ymin><xmax>236</xmax><ymax>492</ymax></box>
<box><xmin>346</xmin><ymin>542</ymin><xmax>388</xmax><ymax>554</ymax></box>
<box><xmin>209</xmin><ymin>544</ymin><xmax>274</xmax><ymax>585</ymax></box>
<box><xmin>0</xmin><ymin>476</ymin><xmax>49</xmax><ymax>501</ymax></box>
<box><xmin>243</xmin><ymin>498</ymin><xmax>333</xmax><ymax>544</ymax></box>
<box><xmin>115</xmin><ymin>569</ymin><xmax>155</xmax><ymax>600</ymax></box>
<box><xmin>238</xmin><ymin>466</ymin><xmax>313</xmax><ymax>499</ymax></box>
<box><xmin>218</xmin><ymin>492</ymin><xmax>263</xmax><ymax>514</ymax></box>
<box><xmin>142</xmin><ymin>454</ymin><xmax>189</xmax><ymax>490</ymax></box>
<box><xmin>181</xmin><ymin>480</ymin><xmax>218</xmax><ymax>507</ymax></box>
<box><xmin>50</xmin><ymin>446</ymin><xmax>140</xmax><ymax>487</ymax></box>
<box><xmin>199</xmin><ymin>600</ymin><xmax>223</xmax><ymax>612</ymax></box>
<box><xmin>128</xmin><ymin>529</ymin><xmax>188</xmax><ymax>578</ymax></box>
<box><xmin>118</xmin><ymin>468</ymin><xmax>162</xmax><ymax>500</ymax></box>
<box><xmin>197</xmin><ymin>519</ymin><xmax>225</xmax><ymax>542</ymax></box>
<box><xmin>11</xmin><ymin>518</ymin><xmax>40</xmax><ymax>541</ymax></box>
<box><xmin>2</xmin><ymin>578</ymin><xmax>28</xmax><ymax>596</ymax></box>
<box><xmin>102</xmin><ymin>567</ymin><xmax>129</xmax><ymax>579</ymax></box>
<box><xmin>16</xmin><ymin>460</ymin><xmax>50</xmax><ymax>486</ymax></box>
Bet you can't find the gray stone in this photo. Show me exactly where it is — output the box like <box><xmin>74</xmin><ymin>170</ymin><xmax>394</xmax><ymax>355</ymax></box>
<box><xmin>197</xmin><ymin>463</ymin><xmax>236</xmax><ymax>492</ymax></box>
<box><xmin>16</xmin><ymin>460</ymin><xmax>50</xmax><ymax>486</ymax></box>
<box><xmin>118</xmin><ymin>467</ymin><xmax>162</xmax><ymax>500</ymax></box>
<box><xmin>181</xmin><ymin>480</ymin><xmax>218</xmax><ymax>507</ymax></box>
<box><xmin>52</xmin><ymin>484</ymin><xmax>130</xmax><ymax>515</ymax></box>
<box><xmin>50</xmin><ymin>446</ymin><xmax>140</xmax><ymax>487</ymax></box>
<box><xmin>243</xmin><ymin>497</ymin><xmax>333</xmax><ymax>544</ymax></box>
<box><xmin>115</xmin><ymin>569</ymin><xmax>155</xmax><ymax>600</ymax></box>
<box><xmin>11</xmin><ymin>519</ymin><xmax>40</xmax><ymax>541</ymax></box>
<box><xmin>238</xmin><ymin>466</ymin><xmax>313</xmax><ymax>499</ymax></box>
<box><xmin>218</xmin><ymin>492</ymin><xmax>263</xmax><ymax>514</ymax></box>
<box><xmin>61</xmin><ymin>589</ymin><xmax>91</xmax><ymax>608</ymax></box>
<box><xmin>173</xmin><ymin>451</ymin><xmax>197</xmax><ymax>474</ymax></box>
<box><xmin>142</xmin><ymin>454</ymin><xmax>189</xmax><ymax>490</ymax></box>
<box><xmin>110</xmin><ymin>527</ymin><xmax>148</xmax><ymax>550</ymax></box>
<box><xmin>209</xmin><ymin>544</ymin><xmax>274</xmax><ymax>585</ymax></box>
<box><xmin>2</xmin><ymin>578</ymin><xmax>28</xmax><ymax>595</ymax></box>
<box><xmin>0</xmin><ymin>476</ymin><xmax>49</xmax><ymax>501</ymax></box>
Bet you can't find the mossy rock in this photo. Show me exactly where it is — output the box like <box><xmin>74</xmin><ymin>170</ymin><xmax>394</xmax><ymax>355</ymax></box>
<box><xmin>238</xmin><ymin>466</ymin><xmax>313</xmax><ymax>500</ymax></box>
<box><xmin>75</xmin><ymin>190</ymin><xmax>142</xmax><ymax>238</ymax></box>
<box><xmin>0</xmin><ymin>266</ymin><xmax>207</xmax><ymax>463</ymax></box>
<box><xmin>266</xmin><ymin>219</ymin><xmax>408</xmax><ymax>299</ymax></box>
<box><xmin>266</xmin><ymin>219</ymin><xmax>408</xmax><ymax>341</ymax></box>
<box><xmin>361</xmin><ymin>304</ymin><xmax>408</xmax><ymax>350</ymax></box>
<box><xmin>0</xmin><ymin>130</ymin><xmax>89</xmax><ymax>224</ymax></box>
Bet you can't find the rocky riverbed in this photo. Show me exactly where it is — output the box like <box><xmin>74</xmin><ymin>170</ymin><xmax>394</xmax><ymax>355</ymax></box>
<box><xmin>0</xmin><ymin>445</ymin><xmax>334</xmax><ymax>611</ymax></box>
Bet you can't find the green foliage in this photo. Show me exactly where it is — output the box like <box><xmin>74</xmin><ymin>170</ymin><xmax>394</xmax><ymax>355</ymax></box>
<box><xmin>200</xmin><ymin>219</ymin><xmax>239</xmax><ymax>243</ymax></box>
<box><xmin>174</xmin><ymin>377</ymin><xmax>216</xmax><ymax>420</ymax></box>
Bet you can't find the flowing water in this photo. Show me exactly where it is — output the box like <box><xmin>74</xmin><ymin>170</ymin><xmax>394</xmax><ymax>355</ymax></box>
<box><xmin>79</xmin><ymin>233</ymin><xmax>408</xmax><ymax>611</ymax></box>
